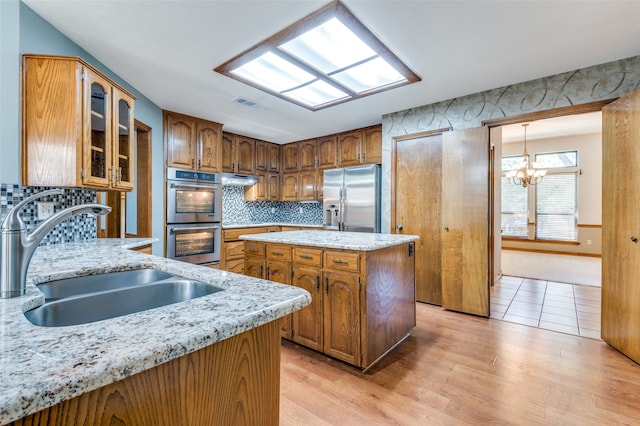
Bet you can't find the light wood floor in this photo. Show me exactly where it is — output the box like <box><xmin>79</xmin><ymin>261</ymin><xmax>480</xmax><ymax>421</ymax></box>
<box><xmin>280</xmin><ymin>302</ymin><xmax>640</xmax><ymax>425</ymax></box>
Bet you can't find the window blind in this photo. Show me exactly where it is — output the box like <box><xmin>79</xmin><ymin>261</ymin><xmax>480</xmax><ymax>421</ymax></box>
<box><xmin>501</xmin><ymin>177</ymin><xmax>528</xmax><ymax>237</ymax></box>
<box><xmin>535</xmin><ymin>172</ymin><xmax>577</xmax><ymax>240</ymax></box>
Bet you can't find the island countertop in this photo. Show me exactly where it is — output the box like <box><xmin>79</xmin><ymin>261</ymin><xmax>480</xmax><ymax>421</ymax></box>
<box><xmin>0</xmin><ymin>238</ymin><xmax>310</xmax><ymax>425</ymax></box>
<box><xmin>240</xmin><ymin>230</ymin><xmax>419</xmax><ymax>251</ymax></box>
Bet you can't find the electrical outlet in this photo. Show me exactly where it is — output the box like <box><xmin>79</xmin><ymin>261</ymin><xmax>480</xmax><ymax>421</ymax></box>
<box><xmin>37</xmin><ymin>202</ymin><xmax>55</xmax><ymax>220</ymax></box>
<box><xmin>271</xmin><ymin>207</ymin><xmax>275</xmax><ymax>214</ymax></box>
<box><xmin>587</xmin><ymin>239</ymin><xmax>592</xmax><ymax>245</ymax></box>
<box><xmin>299</xmin><ymin>206</ymin><xmax>303</xmax><ymax>214</ymax></box>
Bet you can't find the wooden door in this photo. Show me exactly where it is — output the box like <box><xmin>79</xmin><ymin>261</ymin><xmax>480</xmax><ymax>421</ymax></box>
<box><xmin>165</xmin><ymin>112</ymin><xmax>196</xmax><ymax>170</ymax></box>
<box><xmin>268</xmin><ymin>143</ymin><xmax>281</xmax><ymax>172</ymax></box>
<box><xmin>323</xmin><ymin>272</ymin><xmax>361</xmax><ymax>366</ymax></box>
<box><xmin>235</xmin><ymin>136</ymin><xmax>255</xmax><ymax>174</ymax></box>
<box><xmin>281</xmin><ymin>173</ymin><xmax>298</xmax><ymax>201</ymax></box>
<box><xmin>298</xmin><ymin>170</ymin><xmax>317</xmax><ymax>201</ymax></box>
<box><xmin>221</xmin><ymin>132</ymin><xmax>235</xmax><ymax>172</ymax></box>
<box><xmin>362</xmin><ymin>125</ymin><xmax>382</xmax><ymax>165</ymax></box>
<box><xmin>394</xmin><ymin>134</ymin><xmax>443</xmax><ymax>305</ymax></box>
<box><xmin>255</xmin><ymin>140</ymin><xmax>269</xmax><ymax>171</ymax></box>
<box><xmin>111</xmin><ymin>87</ymin><xmax>135</xmax><ymax>190</ymax></box>
<box><xmin>196</xmin><ymin>120</ymin><xmax>222</xmax><ymax>173</ymax></box>
<box><xmin>602</xmin><ymin>90</ymin><xmax>640</xmax><ymax>362</ymax></box>
<box><xmin>282</xmin><ymin>143</ymin><xmax>299</xmax><ymax>172</ymax></box>
<box><xmin>84</xmin><ymin>71</ymin><xmax>113</xmax><ymax>187</ymax></box>
<box><xmin>292</xmin><ymin>267</ymin><xmax>323</xmax><ymax>351</ymax></box>
<box><xmin>299</xmin><ymin>139</ymin><xmax>317</xmax><ymax>170</ymax></box>
<box><xmin>317</xmin><ymin>135</ymin><xmax>338</xmax><ymax>169</ymax></box>
<box><xmin>441</xmin><ymin>127</ymin><xmax>489</xmax><ymax>317</ymax></box>
<box><xmin>267</xmin><ymin>172</ymin><xmax>280</xmax><ymax>201</ymax></box>
<box><xmin>244</xmin><ymin>259</ymin><xmax>264</xmax><ymax>279</ymax></box>
<box><xmin>338</xmin><ymin>130</ymin><xmax>361</xmax><ymax>166</ymax></box>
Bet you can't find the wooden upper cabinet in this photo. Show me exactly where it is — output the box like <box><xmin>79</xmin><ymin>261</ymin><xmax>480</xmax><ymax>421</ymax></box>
<box><xmin>196</xmin><ymin>119</ymin><xmax>222</xmax><ymax>173</ymax></box>
<box><xmin>282</xmin><ymin>143</ymin><xmax>299</xmax><ymax>173</ymax></box>
<box><xmin>362</xmin><ymin>125</ymin><xmax>382</xmax><ymax>165</ymax></box>
<box><xmin>337</xmin><ymin>125</ymin><xmax>382</xmax><ymax>166</ymax></box>
<box><xmin>267</xmin><ymin>172</ymin><xmax>280</xmax><ymax>201</ymax></box>
<box><xmin>22</xmin><ymin>54</ymin><xmax>136</xmax><ymax>190</ymax></box>
<box><xmin>281</xmin><ymin>173</ymin><xmax>298</xmax><ymax>201</ymax></box>
<box><xmin>255</xmin><ymin>140</ymin><xmax>269</xmax><ymax>171</ymax></box>
<box><xmin>236</xmin><ymin>136</ymin><xmax>255</xmax><ymax>174</ymax></box>
<box><xmin>165</xmin><ymin>112</ymin><xmax>197</xmax><ymax>170</ymax></box>
<box><xmin>222</xmin><ymin>132</ymin><xmax>255</xmax><ymax>174</ymax></box>
<box><xmin>338</xmin><ymin>130</ymin><xmax>362</xmax><ymax>167</ymax></box>
<box><xmin>317</xmin><ymin>135</ymin><xmax>338</xmax><ymax>169</ymax></box>
<box><xmin>299</xmin><ymin>139</ymin><xmax>317</xmax><ymax>170</ymax></box>
<box><xmin>268</xmin><ymin>143</ymin><xmax>281</xmax><ymax>172</ymax></box>
<box><xmin>298</xmin><ymin>170</ymin><xmax>319</xmax><ymax>201</ymax></box>
<box><xmin>165</xmin><ymin>111</ymin><xmax>221</xmax><ymax>172</ymax></box>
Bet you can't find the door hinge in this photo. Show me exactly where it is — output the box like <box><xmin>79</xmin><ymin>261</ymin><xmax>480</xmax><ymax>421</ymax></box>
<box><xmin>358</xmin><ymin>277</ymin><xmax>362</xmax><ymax>292</ymax></box>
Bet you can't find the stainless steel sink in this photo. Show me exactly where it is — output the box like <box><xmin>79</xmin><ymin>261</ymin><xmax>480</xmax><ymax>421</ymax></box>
<box><xmin>36</xmin><ymin>269</ymin><xmax>174</xmax><ymax>299</ymax></box>
<box><xmin>25</xmin><ymin>271</ymin><xmax>224</xmax><ymax>327</ymax></box>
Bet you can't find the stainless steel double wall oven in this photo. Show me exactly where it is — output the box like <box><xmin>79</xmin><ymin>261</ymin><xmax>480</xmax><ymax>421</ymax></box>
<box><xmin>166</xmin><ymin>168</ymin><xmax>221</xmax><ymax>265</ymax></box>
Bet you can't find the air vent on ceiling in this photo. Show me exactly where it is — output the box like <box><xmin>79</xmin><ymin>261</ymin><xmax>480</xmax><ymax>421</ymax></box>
<box><xmin>233</xmin><ymin>96</ymin><xmax>261</xmax><ymax>109</ymax></box>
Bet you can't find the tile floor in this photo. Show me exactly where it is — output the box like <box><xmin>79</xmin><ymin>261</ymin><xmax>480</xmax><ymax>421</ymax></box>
<box><xmin>491</xmin><ymin>275</ymin><xmax>602</xmax><ymax>339</ymax></box>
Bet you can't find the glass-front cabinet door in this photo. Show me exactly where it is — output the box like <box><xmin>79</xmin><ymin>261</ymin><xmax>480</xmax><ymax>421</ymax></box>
<box><xmin>112</xmin><ymin>87</ymin><xmax>135</xmax><ymax>190</ymax></box>
<box><xmin>83</xmin><ymin>71</ymin><xmax>112</xmax><ymax>187</ymax></box>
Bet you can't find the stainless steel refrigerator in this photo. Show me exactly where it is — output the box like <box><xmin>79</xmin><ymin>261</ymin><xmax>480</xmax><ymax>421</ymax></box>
<box><xmin>323</xmin><ymin>164</ymin><xmax>381</xmax><ymax>233</ymax></box>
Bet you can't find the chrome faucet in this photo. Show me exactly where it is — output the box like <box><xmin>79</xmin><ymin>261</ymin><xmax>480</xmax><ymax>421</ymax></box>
<box><xmin>0</xmin><ymin>189</ymin><xmax>111</xmax><ymax>298</ymax></box>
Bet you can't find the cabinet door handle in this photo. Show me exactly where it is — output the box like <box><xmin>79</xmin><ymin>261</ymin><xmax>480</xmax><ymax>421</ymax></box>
<box><xmin>300</xmin><ymin>254</ymin><xmax>313</xmax><ymax>259</ymax></box>
<box><xmin>191</xmin><ymin>158</ymin><xmax>195</xmax><ymax>168</ymax></box>
<box><xmin>110</xmin><ymin>166</ymin><xmax>116</xmax><ymax>186</ymax></box>
<box><xmin>259</xmin><ymin>265</ymin><xmax>263</xmax><ymax>278</ymax></box>
<box><xmin>316</xmin><ymin>275</ymin><xmax>320</xmax><ymax>292</ymax></box>
<box><xmin>198</xmin><ymin>159</ymin><xmax>202</xmax><ymax>169</ymax></box>
<box><xmin>631</xmin><ymin>236</ymin><xmax>638</xmax><ymax>243</ymax></box>
<box><xmin>272</xmin><ymin>251</ymin><xmax>283</xmax><ymax>256</ymax></box>
<box><xmin>265</xmin><ymin>265</ymin><xmax>269</xmax><ymax>279</ymax></box>
<box><xmin>325</xmin><ymin>277</ymin><xmax>329</xmax><ymax>294</ymax></box>
<box><xmin>248</xmin><ymin>248</ymin><xmax>259</xmax><ymax>253</ymax></box>
<box><xmin>332</xmin><ymin>259</ymin><xmax>348</xmax><ymax>265</ymax></box>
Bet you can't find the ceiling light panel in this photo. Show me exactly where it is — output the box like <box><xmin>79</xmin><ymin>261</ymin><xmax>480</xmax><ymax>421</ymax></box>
<box><xmin>215</xmin><ymin>0</ymin><xmax>420</xmax><ymax>111</ymax></box>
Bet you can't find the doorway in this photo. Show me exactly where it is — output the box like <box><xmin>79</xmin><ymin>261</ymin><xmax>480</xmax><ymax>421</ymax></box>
<box><xmin>98</xmin><ymin>119</ymin><xmax>153</xmax><ymax>247</ymax></box>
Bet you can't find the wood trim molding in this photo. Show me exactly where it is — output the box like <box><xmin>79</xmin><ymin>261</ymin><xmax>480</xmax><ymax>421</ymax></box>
<box><xmin>578</xmin><ymin>224</ymin><xmax>602</xmax><ymax>228</ymax></box>
<box><xmin>392</xmin><ymin>128</ymin><xmax>451</xmax><ymax>142</ymax></box>
<box><xmin>483</xmin><ymin>99</ymin><xmax>616</xmax><ymax>128</ymax></box>
<box><xmin>502</xmin><ymin>246</ymin><xmax>601</xmax><ymax>258</ymax></box>
<box><xmin>502</xmin><ymin>237</ymin><xmax>580</xmax><ymax>246</ymax></box>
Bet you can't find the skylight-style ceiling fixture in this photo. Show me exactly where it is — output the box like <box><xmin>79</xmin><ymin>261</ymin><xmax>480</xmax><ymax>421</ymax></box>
<box><xmin>214</xmin><ymin>0</ymin><xmax>420</xmax><ymax>111</ymax></box>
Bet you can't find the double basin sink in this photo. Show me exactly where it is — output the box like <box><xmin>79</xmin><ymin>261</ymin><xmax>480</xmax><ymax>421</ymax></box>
<box><xmin>24</xmin><ymin>269</ymin><xmax>224</xmax><ymax>327</ymax></box>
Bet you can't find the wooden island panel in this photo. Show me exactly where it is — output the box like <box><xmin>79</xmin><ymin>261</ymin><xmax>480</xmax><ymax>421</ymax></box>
<box><xmin>12</xmin><ymin>321</ymin><xmax>280</xmax><ymax>426</ymax></box>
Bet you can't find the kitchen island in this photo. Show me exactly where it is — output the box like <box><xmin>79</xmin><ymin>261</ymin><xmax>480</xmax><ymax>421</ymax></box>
<box><xmin>241</xmin><ymin>230</ymin><xmax>419</xmax><ymax>371</ymax></box>
<box><xmin>0</xmin><ymin>239</ymin><xmax>310</xmax><ymax>425</ymax></box>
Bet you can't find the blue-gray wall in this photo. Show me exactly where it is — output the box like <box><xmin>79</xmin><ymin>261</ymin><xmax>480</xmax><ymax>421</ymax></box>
<box><xmin>1</xmin><ymin>1</ymin><xmax>164</xmax><ymax>255</ymax></box>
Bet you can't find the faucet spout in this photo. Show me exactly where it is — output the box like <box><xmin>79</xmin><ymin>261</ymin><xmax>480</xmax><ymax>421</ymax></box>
<box><xmin>0</xmin><ymin>190</ymin><xmax>111</xmax><ymax>298</ymax></box>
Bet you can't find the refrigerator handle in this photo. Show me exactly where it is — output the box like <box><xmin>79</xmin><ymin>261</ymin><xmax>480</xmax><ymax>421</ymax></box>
<box><xmin>339</xmin><ymin>187</ymin><xmax>345</xmax><ymax>231</ymax></box>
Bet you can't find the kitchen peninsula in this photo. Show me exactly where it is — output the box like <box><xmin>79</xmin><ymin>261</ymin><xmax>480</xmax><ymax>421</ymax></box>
<box><xmin>241</xmin><ymin>230</ymin><xmax>419</xmax><ymax>371</ymax></box>
<box><xmin>0</xmin><ymin>239</ymin><xmax>310</xmax><ymax>425</ymax></box>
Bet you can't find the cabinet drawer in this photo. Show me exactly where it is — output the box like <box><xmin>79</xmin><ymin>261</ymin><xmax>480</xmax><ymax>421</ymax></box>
<box><xmin>266</xmin><ymin>244</ymin><xmax>292</xmax><ymax>262</ymax></box>
<box><xmin>293</xmin><ymin>247</ymin><xmax>323</xmax><ymax>267</ymax></box>
<box><xmin>225</xmin><ymin>258</ymin><xmax>245</xmax><ymax>274</ymax></box>
<box><xmin>223</xmin><ymin>227</ymin><xmax>267</xmax><ymax>241</ymax></box>
<box><xmin>224</xmin><ymin>240</ymin><xmax>245</xmax><ymax>260</ymax></box>
<box><xmin>324</xmin><ymin>250</ymin><xmax>360</xmax><ymax>273</ymax></box>
<box><xmin>245</xmin><ymin>241</ymin><xmax>265</xmax><ymax>258</ymax></box>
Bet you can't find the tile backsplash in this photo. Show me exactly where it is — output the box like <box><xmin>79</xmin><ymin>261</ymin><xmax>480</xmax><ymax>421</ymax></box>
<box><xmin>222</xmin><ymin>186</ymin><xmax>322</xmax><ymax>225</ymax></box>
<box><xmin>0</xmin><ymin>184</ymin><xmax>98</xmax><ymax>245</ymax></box>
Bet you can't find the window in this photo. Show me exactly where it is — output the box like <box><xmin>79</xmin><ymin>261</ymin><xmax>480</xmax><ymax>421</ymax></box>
<box><xmin>535</xmin><ymin>173</ymin><xmax>578</xmax><ymax>240</ymax></box>
<box><xmin>214</xmin><ymin>1</ymin><xmax>420</xmax><ymax>111</ymax></box>
<box><xmin>502</xmin><ymin>151</ymin><xmax>578</xmax><ymax>241</ymax></box>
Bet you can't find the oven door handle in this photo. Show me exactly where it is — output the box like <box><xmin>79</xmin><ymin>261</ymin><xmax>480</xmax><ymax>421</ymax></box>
<box><xmin>170</xmin><ymin>183</ymin><xmax>220</xmax><ymax>191</ymax></box>
<box><xmin>169</xmin><ymin>225</ymin><xmax>221</xmax><ymax>234</ymax></box>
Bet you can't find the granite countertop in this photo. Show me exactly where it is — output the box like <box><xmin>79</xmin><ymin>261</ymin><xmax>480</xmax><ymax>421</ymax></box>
<box><xmin>222</xmin><ymin>222</ymin><xmax>323</xmax><ymax>229</ymax></box>
<box><xmin>0</xmin><ymin>238</ymin><xmax>310</xmax><ymax>425</ymax></box>
<box><xmin>240</xmin><ymin>230</ymin><xmax>419</xmax><ymax>251</ymax></box>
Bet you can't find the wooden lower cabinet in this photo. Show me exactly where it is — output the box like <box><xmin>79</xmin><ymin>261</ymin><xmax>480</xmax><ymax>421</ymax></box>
<box><xmin>221</xmin><ymin>227</ymin><xmax>269</xmax><ymax>273</ymax></box>
<box><xmin>11</xmin><ymin>321</ymin><xmax>281</xmax><ymax>426</ymax></box>
<box><xmin>245</xmin><ymin>241</ymin><xmax>415</xmax><ymax>370</ymax></box>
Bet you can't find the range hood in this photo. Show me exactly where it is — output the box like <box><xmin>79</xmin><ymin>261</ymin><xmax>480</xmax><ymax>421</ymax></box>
<box><xmin>220</xmin><ymin>173</ymin><xmax>259</xmax><ymax>186</ymax></box>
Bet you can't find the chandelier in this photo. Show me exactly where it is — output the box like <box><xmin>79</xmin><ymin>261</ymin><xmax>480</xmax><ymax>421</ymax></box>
<box><xmin>504</xmin><ymin>123</ymin><xmax>547</xmax><ymax>187</ymax></box>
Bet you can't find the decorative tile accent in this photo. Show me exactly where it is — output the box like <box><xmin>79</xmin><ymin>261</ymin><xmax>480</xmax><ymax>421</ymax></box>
<box><xmin>381</xmin><ymin>55</ymin><xmax>640</xmax><ymax>232</ymax></box>
<box><xmin>0</xmin><ymin>184</ymin><xmax>97</xmax><ymax>245</ymax></box>
<box><xmin>221</xmin><ymin>186</ymin><xmax>322</xmax><ymax>225</ymax></box>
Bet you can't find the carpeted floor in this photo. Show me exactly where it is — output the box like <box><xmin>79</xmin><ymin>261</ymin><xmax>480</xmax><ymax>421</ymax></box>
<box><xmin>501</xmin><ymin>250</ymin><xmax>601</xmax><ymax>287</ymax></box>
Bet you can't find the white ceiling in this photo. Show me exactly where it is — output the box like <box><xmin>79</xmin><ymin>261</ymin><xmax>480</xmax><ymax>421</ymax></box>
<box><xmin>501</xmin><ymin>111</ymin><xmax>602</xmax><ymax>143</ymax></box>
<box><xmin>22</xmin><ymin>0</ymin><xmax>640</xmax><ymax>144</ymax></box>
